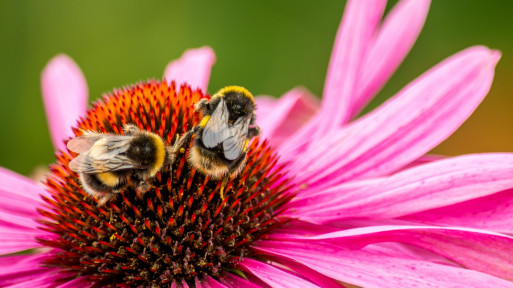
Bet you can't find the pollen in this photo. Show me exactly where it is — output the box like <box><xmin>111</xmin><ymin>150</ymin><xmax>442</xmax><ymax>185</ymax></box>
<box><xmin>37</xmin><ymin>80</ymin><xmax>293</xmax><ymax>287</ymax></box>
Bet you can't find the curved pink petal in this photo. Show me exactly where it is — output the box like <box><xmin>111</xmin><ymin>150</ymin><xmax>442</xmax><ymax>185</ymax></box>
<box><xmin>365</xmin><ymin>242</ymin><xmax>459</xmax><ymax>267</ymax></box>
<box><xmin>41</xmin><ymin>54</ymin><xmax>88</xmax><ymax>152</ymax></box>
<box><xmin>402</xmin><ymin>188</ymin><xmax>513</xmax><ymax>233</ymax></box>
<box><xmin>0</xmin><ymin>254</ymin><xmax>54</xmax><ymax>286</ymax></box>
<box><xmin>163</xmin><ymin>47</ymin><xmax>216</xmax><ymax>93</ymax></box>
<box><xmin>195</xmin><ymin>276</ymin><xmax>227</xmax><ymax>288</ymax></box>
<box><xmin>320</xmin><ymin>0</ymin><xmax>386</xmax><ymax>128</ymax></box>
<box><xmin>0</xmin><ymin>167</ymin><xmax>46</xmax><ymax>219</ymax></box>
<box><xmin>289</xmin><ymin>46</ymin><xmax>500</xmax><ymax>186</ymax></box>
<box><xmin>277</xmin><ymin>0</ymin><xmax>386</xmax><ymax>158</ymax></box>
<box><xmin>351</xmin><ymin>0</ymin><xmax>431</xmax><ymax>118</ymax></box>
<box><xmin>254</xmin><ymin>240</ymin><xmax>513</xmax><ymax>288</ymax></box>
<box><xmin>238</xmin><ymin>258</ymin><xmax>320</xmax><ymax>288</ymax></box>
<box><xmin>287</xmin><ymin>153</ymin><xmax>513</xmax><ymax>221</ymax></box>
<box><xmin>400</xmin><ymin>154</ymin><xmax>445</xmax><ymax>170</ymax></box>
<box><xmin>270</xmin><ymin>256</ymin><xmax>347</xmax><ymax>288</ymax></box>
<box><xmin>220</xmin><ymin>273</ymin><xmax>263</xmax><ymax>288</ymax></box>
<box><xmin>255</xmin><ymin>88</ymin><xmax>319</xmax><ymax>148</ymax></box>
<box><xmin>270</xmin><ymin>225</ymin><xmax>513</xmax><ymax>281</ymax></box>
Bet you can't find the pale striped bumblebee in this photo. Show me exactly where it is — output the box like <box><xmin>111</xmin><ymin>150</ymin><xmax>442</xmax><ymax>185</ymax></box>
<box><xmin>67</xmin><ymin>124</ymin><xmax>167</xmax><ymax>206</ymax></box>
<box><xmin>171</xmin><ymin>86</ymin><xmax>260</xmax><ymax>190</ymax></box>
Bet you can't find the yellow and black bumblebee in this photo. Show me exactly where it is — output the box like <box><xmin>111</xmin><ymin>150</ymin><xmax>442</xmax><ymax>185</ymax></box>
<box><xmin>67</xmin><ymin>124</ymin><xmax>167</xmax><ymax>206</ymax></box>
<box><xmin>171</xmin><ymin>86</ymin><xmax>260</xmax><ymax>182</ymax></box>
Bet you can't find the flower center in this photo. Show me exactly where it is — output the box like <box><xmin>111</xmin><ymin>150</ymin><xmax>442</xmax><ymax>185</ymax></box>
<box><xmin>37</xmin><ymin>81</ymin><xmax>292</xmax><ymax>287</ymax></box>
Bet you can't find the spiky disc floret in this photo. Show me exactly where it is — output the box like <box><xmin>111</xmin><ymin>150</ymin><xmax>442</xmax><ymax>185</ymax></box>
<box><xmin>37</xmin><ymin>80</ymin><xmax>293</xmax><ymax>287</ymax></box>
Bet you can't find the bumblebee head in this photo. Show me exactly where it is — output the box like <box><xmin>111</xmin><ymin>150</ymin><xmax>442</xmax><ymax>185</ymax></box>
<box><xmin>214</xmin><ymin>86</ymin><xmax>256</xmax><ymax>122</ymax></box>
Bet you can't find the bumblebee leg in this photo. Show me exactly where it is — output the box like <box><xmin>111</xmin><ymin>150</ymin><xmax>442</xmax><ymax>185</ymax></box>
<box><xmin>219</xmin><ymin>177</ymin><xmax>229</xmax><ymax>200</ymax></box>
<box><xmin>168</xmin><ymin>127</ymin><xmax>198</xmax><ymax>164</ymax></box>
<box><xmin>130</xmin><ymin>174</ymin><xmax>152</xmax><ymax>198</ymax></box>
<box><xmin>194</xmin><ymin>99</ymin><xmax>209</xmax><ymax>113</ymax></box>
<box><xmin>228</xmin><ymin>151</ymin><xmax>248</xmax><ymax>179</ymax></box>
<box><xmin>248</xmin><ymin>126</ymin><xmax>260</xmax><ymax>139</ymax></box>
<box><xmin>96</xmin><ymin>192</ymin><xmax>117</xmax><ymax>207</ymax></box>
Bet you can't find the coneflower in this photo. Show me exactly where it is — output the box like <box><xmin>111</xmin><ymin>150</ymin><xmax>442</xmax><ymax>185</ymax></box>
<box><xmin>2</xmin><ymin>0</ymin><xmax>513</xmax><ymax>287</ymax></box>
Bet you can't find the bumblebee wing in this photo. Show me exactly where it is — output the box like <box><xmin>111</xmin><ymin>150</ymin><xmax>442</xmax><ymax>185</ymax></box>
<box><xmin>202</xmin><ymin>98</ymin><xmax>230</xmax><ymax>148</ymax></box>
<box><xmin>68</xmin><ymin>135</ymin><xmax>137</xmax><ymax>173</ymax></box>
<box><xmin>67</xmin><ymin>132</ymin><xmax>106</xmax><ymax>153</ymax></box>
<box><xmin>223</xmin><ymin>117</ymin><xmax>250</xmax><ymax>160</ymax></box>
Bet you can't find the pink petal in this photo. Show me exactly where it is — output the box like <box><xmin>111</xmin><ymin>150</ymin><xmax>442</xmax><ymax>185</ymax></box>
<box><xmin>271</xmin><ymin>225</ymin><xmax>513</xmax><ymax>281</ymax></box>
<box><xmin>5</xmin><ymin>273</ymin><xmax>65</xmax><ymax>288</ymax></box>
<box><xmin>277</xmin><ymin>0</ymin><xmax>386</xmax><ymax>158</ymax></box>
<box><xmin>320</xmin><ymin>0</ymin><xmax>386</xmax><ymax>128</ymax></box>
<box><xmin>195</xmin><ymin>276</ymin><xmax>227</xmax><ymax>288</ymax></box>
<box><xmin>255</xmin><ymin>88</ymin><xmax>319</xmax><ymax>148</ymax></box>
<box><xmin>270</xmin><ymin>256</ymin><xmax>347</xmax><ymax>288</ymax></box>
<box><xmin>238</xmin><ymin>258</ymin><xmax>320</xmax><ymax>288</ymax></box>
<box><xmin>365</xmin><ymin>242</ymin><xmax>459</xmax><ymax>267</ymax></box>
<box><xmin>254</xmin><ymin>240</ymin><xmax>513</xmax><ymax>288</ymax></box>
<box><xmin>0</xmin><ymin>167</ymin><xmax>46</xmax><ymax>219</ymax></box>
<box><xmin>351</xmin><ymin>0</ymin><xmax>431</xmax><ymax>118</ymax></box>
<box><xmin>0</xmin><ymin>168</ymin><xmax>49</xmax><ymax>253</ymax></box>
<box><xmin>400</xmin><ymin>154</ymin><xmax>445</xmax><ymax>170</ymax></box>
<box><xmin>0</xmin><ymin>254</ymin><xmax>54</xmax><ymax>286</ymax></box>
<box><xmin>220</xmin><ymin>273</ymin><xmax>264</xmax><ymax>288</ymax></box>
<box><xmin>163</xmin><ymin>47</ymin><xmax>216</xmax><ymax>92</ymax></box>
<box><xmin>290</xmin><ymin>46</ymin><xmax>500</xmax><ymax>186</ymax></box>
<box><xmin>41</xmin><ymin>54</ymin><xmax>88</xmax><ymax>151</ymax></box>
<box><xmin>402</xmin><ymin>188</ymin><xmax>513</xmax><ymax>233</ymax></box>
<box><xmin>287</xmin><ymin>153</ymin><xmax>513</xmax><ymax>221</ymax></box>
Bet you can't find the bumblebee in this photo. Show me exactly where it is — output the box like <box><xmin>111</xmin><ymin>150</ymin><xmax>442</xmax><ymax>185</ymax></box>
<box><xmin>171</xmin><ymin>86</ymin><xmax>260</xmax><ymax>183</ymax></box>
<box><xmin>67</xmin><ymin>124</ymin><xmax>167</xmax><ymax>206</ymax></box>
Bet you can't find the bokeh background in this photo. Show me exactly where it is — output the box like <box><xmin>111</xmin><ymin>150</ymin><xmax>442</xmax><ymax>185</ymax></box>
<box><xmin>1</xmin><ymin>0</ymin><xmax>512</xmax><ymax>176</ymax></box>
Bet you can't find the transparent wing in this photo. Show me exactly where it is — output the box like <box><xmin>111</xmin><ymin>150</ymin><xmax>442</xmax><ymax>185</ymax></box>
<box><xmin>202</xmin><ymin>98</ymin><xmax>230</xmax><ymax>148</ymax></box>
<box><xmin>223</xmin><ymin>117</ymin><xmax>250</xmax><ymax>160</ymax></box>
<box><xmin>68</xmin><ymin>135</ymin><xmax>137</xmax><ymax>173</ymax></box>
<box><xmin>67</xmin><ymin>132</ymin><xmax>106</xmax><ymax>153</ymax></box>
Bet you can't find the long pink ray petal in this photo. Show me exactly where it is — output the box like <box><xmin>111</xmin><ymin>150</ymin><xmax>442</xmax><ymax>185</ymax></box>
<box><xmin>254</xmin><ymin>240</ymin><xmax>513</xmax><ymax>288</ymax></box>
<box><xmin>286</xmin><ymin>153</ymin><xmax>513</xmax><ymax>221</ymax></box>
<box><xmin>290</xmin><ymin>46</ymin><xmax>500</xmax><ymax>186</ymax></box>
<box><xmin>269</xmin><ymin>225</ymin><xmax>513</xmax><ymax>281</ymax></box>
<box><xmin>365</xmin><ymin>242</ymin><xmax>459</xmax><ymax>267</ymax></box>
<box><xmin>220</xmin><ymin>273</ymin><xmax>264</xmax><ymax>288</ymax></box>
<box><xmin>402</xmin><ymin>188</ymin><xmax>513</xmax><ymax>233</ymax></box>
<box><xmin>41</xmin><ymin>54</ymin><xmax>88</xmax><ymax>151</ymax></box>
<box><xmin>238</xmin><ymin>258</ymin><xmax>320</xmax><ymax>288</ymax></box>
<box><xmin>269</xmin><ymin>256</ymin><xmax>347</xmax><ymax>288</ymax></box>
<box><xmin>351</xmin><ymin>0</ymin><xmax>431</xmax><ymax>118</ymax></box>
<box><xmin>320</xmin><ymin>0</ymin><xmax>386</xmax><ymax>128</ymax></box>
<box><xmin>0</xmin><ymin>167</ymin><xmax>46</xmax><ymax>218</ymax></box>
<box><xmin>163</xmin><ymin>47</ymin><xmax>216</xmax><ymax>93</ymax></box>
<box><xmin>5</xmin><ymin>273</ymin><xmax>66</xmax><ymax>288</ymax></box>
<box><xmin>400</xmin><ymin>154</ymin><xmax>444</xmax><ymax>170</ymax></box>
<box><xmin>255</xmin><ymin>88</ymin><xmax>319</xmax><ymax>148</ymax></box>
<box><xmin>277</xmin><ymin>0</ymin><xmax>386</xmax><ymax>158</ymax></box>
<box><xmin>0</xmin><ymin>254</ymin><xmax>54</xmax><ymax>286</ymax></box>
<box><xmin>0</xmin><ymin>167</ymin><xmax>51</xmax><ymax>248</ymax></box>
<box><xmin>0</xmin><ymin>229</ymin><xmax>44</xmax><ymax>254</ymax></box>
<box><xmin>195</xmin><ymin>276</ymin><xmax>227</xmax><ymax>288</ymax></box>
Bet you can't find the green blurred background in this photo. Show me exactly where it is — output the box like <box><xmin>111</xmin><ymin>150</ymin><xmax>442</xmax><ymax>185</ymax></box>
<box><xmin>1</xmin><ymin>0</ymin><xmax>512</xmax><ymax>176</ymax></box>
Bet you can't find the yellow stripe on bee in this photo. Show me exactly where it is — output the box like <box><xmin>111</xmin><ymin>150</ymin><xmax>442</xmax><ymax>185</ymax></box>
<box><xmin>244</xmin><ymin>139</ymin><xmax>249</xmax><ymax>151</ymax></box>
<box><xmin>199</xmin><ymin>115</ymin><xmax>210</xmax><ymax>127</ymax></box>
<box><xmin>216</xmin><ymin>86</ymin><xmax>254</xmax><ymax>102</ymax></box>
<box><xmin>148</xmin><ymin>134</ymin><xmax>166</xmax><ymax>176</ymax></box>
<box><xmin>97</xmin><ymin>172</ymin><xmax>119</xmax><ymax>186</ymax></box>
